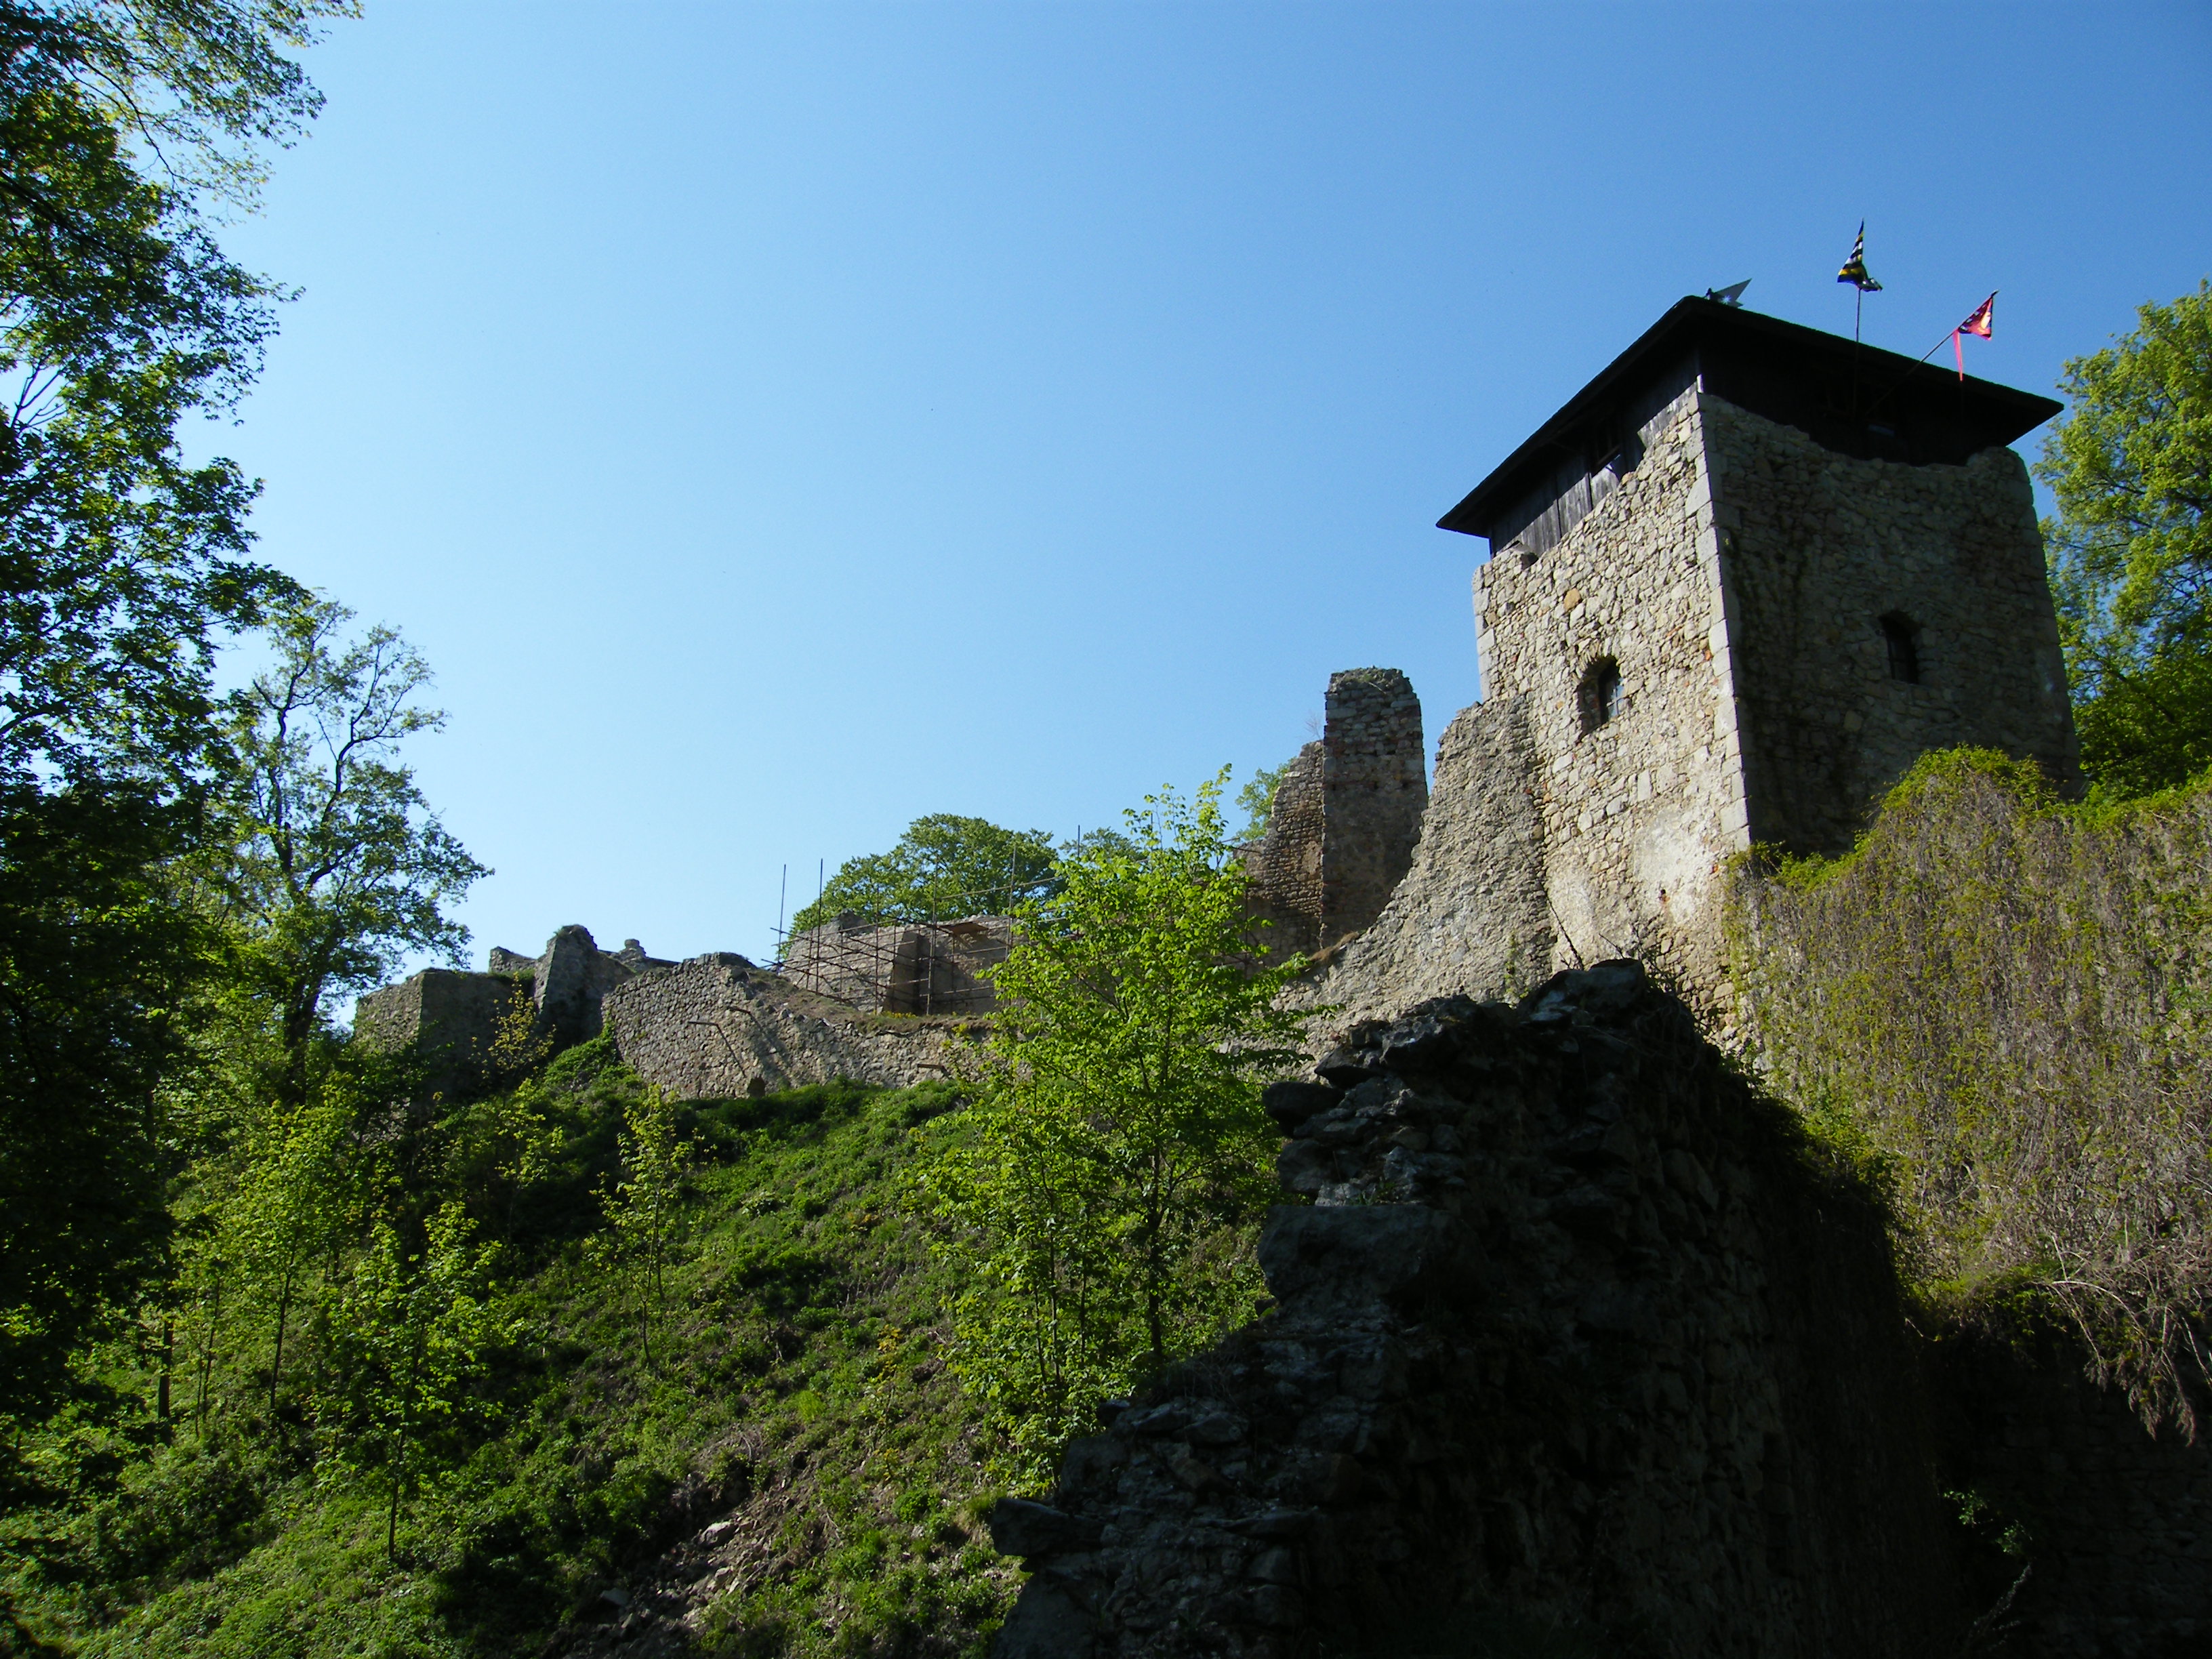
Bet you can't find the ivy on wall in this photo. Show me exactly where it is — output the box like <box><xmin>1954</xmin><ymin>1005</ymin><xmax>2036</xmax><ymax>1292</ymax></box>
<box><xmin>1728</xmin><ymin>750</ymin><xmax>2212</xmax><ymax>1433</ymax></box>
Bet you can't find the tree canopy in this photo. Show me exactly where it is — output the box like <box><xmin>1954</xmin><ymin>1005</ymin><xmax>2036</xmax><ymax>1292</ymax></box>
<box><xmin>0</xmin><ymin>0</ymin><xmax>369</xmax><ymax>1431</ymax></box>
<box><xmin>2039</xmin><ymin>281</ymin><xmax>2212</xmax><ymax>796</ymax></box>
<box><xmin>786</xmin><ymin>813</ymin><xmax>1058</xmax><ymax>939</ymax></box>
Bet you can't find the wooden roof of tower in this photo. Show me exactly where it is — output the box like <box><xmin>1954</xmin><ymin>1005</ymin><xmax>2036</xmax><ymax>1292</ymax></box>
<box><xmin>1439</xmin><ymin>295</ymin><xmax>2062</xmax><ymax>549</ymax></box>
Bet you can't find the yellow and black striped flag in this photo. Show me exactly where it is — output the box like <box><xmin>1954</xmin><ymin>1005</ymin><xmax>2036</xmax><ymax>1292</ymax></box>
<box><xmin>1837</xmin><ymin>222</ymin><xmax>1883</xmax><ymax>292</ymax></box>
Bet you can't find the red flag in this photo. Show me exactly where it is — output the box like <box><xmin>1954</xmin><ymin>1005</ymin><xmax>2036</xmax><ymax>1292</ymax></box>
<box><xmin>1952</xmin><ymin>291</ymin><xmax>1996</xmax><ymax>380</ymax></box>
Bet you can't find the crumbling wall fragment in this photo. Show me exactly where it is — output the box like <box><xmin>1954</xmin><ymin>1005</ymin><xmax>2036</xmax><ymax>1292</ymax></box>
<box><xmin>600</xmin><ymin>953</ymin><xmax>968</xmax><ymax>1099</ymax></box>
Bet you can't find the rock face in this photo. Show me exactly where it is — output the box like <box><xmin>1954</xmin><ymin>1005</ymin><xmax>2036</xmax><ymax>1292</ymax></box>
<box><xmin>994</xmin><ymin>962</ymin><xmax>1965</xmax><ymax>1658</ymax></box>
<box><xmin>598</xmin><ymin>954</ymin><xmax>968</xmax><ymax>1099</ymax></box>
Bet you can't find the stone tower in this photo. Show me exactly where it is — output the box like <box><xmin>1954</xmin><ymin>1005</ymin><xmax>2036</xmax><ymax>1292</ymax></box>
<box><xmin>1429</xmin><ymin>296</ymin><xmax>2076</xmax><ymax>992</ymax></box>
<box><xmin>1248</xmin><ymin>668</ymin><xmax>1427</xmax><ymax>956</ymax></box>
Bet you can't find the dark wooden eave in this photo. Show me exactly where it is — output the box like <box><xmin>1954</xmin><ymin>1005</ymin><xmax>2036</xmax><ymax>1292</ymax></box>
<box><xmin>1437</xmin><ymin>295</ymin><xmax>2063</xmax><ymax>544</ymax></box>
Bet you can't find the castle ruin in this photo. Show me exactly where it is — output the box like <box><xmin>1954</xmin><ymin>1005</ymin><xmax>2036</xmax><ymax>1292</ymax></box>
<box><xmin>1309</xmin><ymin>295</ymin><xmax>2077</xmax><ymax>1021</ymax></box>
<box><xmin>354</xmin><ymin>300</ymin><xmax>2212</xmax><ymax>1655</ymax></box>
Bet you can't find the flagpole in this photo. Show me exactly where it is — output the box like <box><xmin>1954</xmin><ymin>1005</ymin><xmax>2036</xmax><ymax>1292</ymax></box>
<box><xmin>1851</xmin><ymin>288</ymin><xmax>1863</xmax><ymax>412</ymax></box>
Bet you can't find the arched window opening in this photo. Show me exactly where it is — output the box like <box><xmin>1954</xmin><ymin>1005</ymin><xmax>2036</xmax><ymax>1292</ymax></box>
<box><xmin>1578</xmin><ymin>657</ymin><xmax>1624</xmax><ymax>735</ymax></box>
<box><xmin>1881</xmin><ymin>613</ymin><xmax>1922</xmax><ymax>684</ymax></box>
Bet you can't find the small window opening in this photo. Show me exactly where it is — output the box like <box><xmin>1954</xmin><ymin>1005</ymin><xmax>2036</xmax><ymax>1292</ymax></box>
<box><xmin>1578</xmin><ymin>657</ymin><xmax>1624</xmax><ymax>734</ymax></box>
<box><xmin>1881</xmin><ymin>613</ymin><xmax>1921</xmax><ymax>684</ymax></box>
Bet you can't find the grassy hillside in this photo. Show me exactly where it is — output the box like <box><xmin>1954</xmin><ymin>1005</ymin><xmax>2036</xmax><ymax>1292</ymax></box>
<box><xmin>1</xmin><ymin>1045</ymin><xmax>1017</xmax><ymax>1657</ymax></box>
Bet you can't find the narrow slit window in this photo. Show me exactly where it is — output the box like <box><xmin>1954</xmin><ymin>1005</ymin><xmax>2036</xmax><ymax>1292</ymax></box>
<box><xmin>1579</xmin><ymin>657</ymin><xmax>1624</xmax><ymax>734</ymax></box>
<box><xmin>1881</xmin><ymin>614</ymin><xmax>1921</xmax><ymax>684</ymax></box>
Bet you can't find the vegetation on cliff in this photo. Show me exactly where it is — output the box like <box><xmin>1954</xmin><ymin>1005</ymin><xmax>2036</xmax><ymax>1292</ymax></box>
<box><xmin>1730</xmin><ymin>751</ymin><xmax>2212</xmax><ymax>1431</ymax></box>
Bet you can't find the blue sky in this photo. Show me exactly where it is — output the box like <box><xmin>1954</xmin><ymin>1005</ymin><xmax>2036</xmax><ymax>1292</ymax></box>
<box><xmin>199</xmin><ymin>1</ymin><xmax>2212</xmax><ymax>979</ymax></box>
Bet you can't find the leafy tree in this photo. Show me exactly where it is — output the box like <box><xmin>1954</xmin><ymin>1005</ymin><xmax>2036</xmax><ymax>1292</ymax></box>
<box><xmin>203</xmin><ymin>596</ymin><xmax>487</xmax><ymax>1078</ymax></box>
<box><xmin>321</xmin><ymin>1200</ymin><xmax>502</xmax><ymax>1559</ymax></box>
<box><xmin>0</xmin><ymin>781</ymin><xmax>212</xmax><ymax>1422</ymax></box>
<box><xmin>1235</xmin><ymin>756</ymin><xmax>1295</xmax><ymax>840</ymax></box>
<box><xmin>2038</xmin><ymin>281</ymin><xmax>2212</xmax><ymax>796</ymax></box>
<box><xmin>595</xmin><ymin>1085</ymin><xmax>693</xmax><ymax>1368</ymax></box>
<box><xmin>0</xmin><ymin>0</ymin><xmax>348</xmax><ymax>1427</ymax></box>
<box><xmin>787</xmin><ymin>813</ymin><xmax>1057</xmax><ymax>940</ymax></box>
<box><xmin>219</xmin><ymin>1088</ymin><xmax>350</xmax><ymax>1414</ymax></box>
<box><xmin>918</xmin><ymin>771</ymin><xmax>1311</xmax><ymax>1479</ymax></box>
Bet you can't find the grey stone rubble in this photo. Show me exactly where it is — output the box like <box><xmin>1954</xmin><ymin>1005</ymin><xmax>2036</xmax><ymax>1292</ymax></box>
<box><xmin>990</xmin><ymin>963</ymin><xmax>2212</xmax><ymax>1658</ymax></box>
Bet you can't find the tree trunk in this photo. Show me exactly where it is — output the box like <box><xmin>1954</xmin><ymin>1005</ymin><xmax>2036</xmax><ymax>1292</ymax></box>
<box><xmin>269</xmin><ymin>1271</ymin><xmax>293</xmax><ymax>1416</ymax></box>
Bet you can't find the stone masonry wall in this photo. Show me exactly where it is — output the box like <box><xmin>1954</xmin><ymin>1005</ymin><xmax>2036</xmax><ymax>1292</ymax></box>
<box><xmin>1704</xmin><ymin>398</ymin><xmax>2081</xmax><ymax>853</ymax></box>
<box><xmin>1318</xmin><ymin>668</ymin><xmax>1427</xmax><ymax>941</ymax></box>
<box><xmin>991</xmin><ymin>964</ymin><xmax>1967</xmax><ymax>1658</ymax></box>
<box><xmin>1247</xmin><ymin>743</ymin><xmax>1326</xmax><ymax>958</ymax></box>
<box><xmin>599</xmin><ymin>954</ymin><xmax>969</xmax><ymax>1100</ymax></box>
<box><xmin>1927</xmin><ymin>1326</ymin><xmax>2212</xmax><ymax>1656</ymax></box>
<box><xmin>1474</xmin><ymin>390</ymin><xmax>1747</xmax><ymax>996</ymax></box>
<box><xmin>352</xmin><ymin>967</ymin><xmax>531</xmax><ymax>1099</ymax></box>
<box><xmin>1292</xmin><ymin>695</ymin><xmax>1551</xmax><ymax>1033</ymax></box>
<box><xmin>781</xmin><ymin>916</ymin><xmax>1012</xmax><ymax>1015</ymax></box>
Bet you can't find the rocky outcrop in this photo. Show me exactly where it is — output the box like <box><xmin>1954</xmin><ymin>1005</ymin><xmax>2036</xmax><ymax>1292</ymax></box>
<box><xmin>993</xmin><ymin>962</ymin><xmax>1965</xmax><ymax>1658</ymax></box>
<box><xmin>600</xmin><ymin>953</ymin><xmax>970</xmax><ymax>1100</ymax></box>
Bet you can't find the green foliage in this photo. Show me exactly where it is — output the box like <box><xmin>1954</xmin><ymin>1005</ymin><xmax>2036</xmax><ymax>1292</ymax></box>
<box><xmin>1729</xmin><ymin>748</ymin><xmax>2212</xmax><ymax>1431</ymax></box>
<box><xmin>203</xmin><ymin>594</ymin><xmax>487</xmax><ymax>1069</ymax></box>
<box><xmin>787</xmin><ymin>813</ymin><xmax>1056</xmax><ymax>939</ymax></box>
<box><xmin>593</xmin><ymin>1085</ymin><xmax>695</xmax><ymax>1368</ymax></box>
<box><xmin>916</xmin><ymin>771</ymin><xmax>1311</xmax><ymax>1483</ymax></box>
<box><xmin>216</xmin><ymin>1090</ymin><xmax>350</xmax><ymax>1414</ymax></box>
<box><xmin>2038</xmin><ymin>281</ymin><xmax>2212</xmax><ymax>796</ymax></box>
<box><xmin>322</xmin><ymin>1202</ymin><xmax>506</xmax><ymax>1558</ymax></box>
<box><xmin>2</xmin><ymin>1061</ymin><xmax>1017</xmax><ymax>1658</ymax></box>
<box><xmin>0</xmin><ymin>780</ymin><xmax>210</xmax><ymax>1425</ymax></box>
<box><xmin>1235</xmin><ymin>756</ymin><xmax>1295</xmax><ymax>841</ymax></box>
<box><xmin>0</xmin><ymin>0</ymin><xmax>353</xmax><ymax>1436</ymax></box>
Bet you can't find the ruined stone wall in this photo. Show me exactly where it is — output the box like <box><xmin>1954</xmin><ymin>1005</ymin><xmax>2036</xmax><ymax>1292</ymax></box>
<box><xmin>1474</xmin><ymin>391</ymin><xmax>1747</xmax><ymax>994</ymax></box>
<box><xmin>1704</xmin><ymin>398</ymin><xmax>2081</xmax><ymax>853</ymax></box>
<box><xmin>781</xmin><ymin>916</ymin><xmax>1011</xmax><ymax>1015</ymax></box>
<box><xmin>599</xmin><ymin>954</ymin><xmax>968</xmax><ymax>1099</ymax></box>
<box><xmin>1318</xmin><ymin>668</ymin><xmax>1427</xmax><ymax>941</ymax></box>
<box><xmin>1247</xmin><ymin>741</ymin><xmax>1325</xmax><ymax>958</ymax></box>
<box><xmin>352</xmin><ymin>967</ymin><xmax>531</xmax><ymax>1098</ymax></box>
<box><xmin>1929</xmin><ymin>1328</ymin><xmax>2212</xmax><ymax>1656</ymax></box>
<box><xmin>992</xmin><ymin>964</ymin><xmax>1966</xmax><ymax>1658</ymax></box>
<box><xmin>995</xmin><ymin>964</ymin><xmax>2212</xmax><ymax>1658</ymax></box>
<box><xmin>1292</xmin><ymin>695</ymin><xmax>1551</xmax><ymax>1033</ymax></box>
